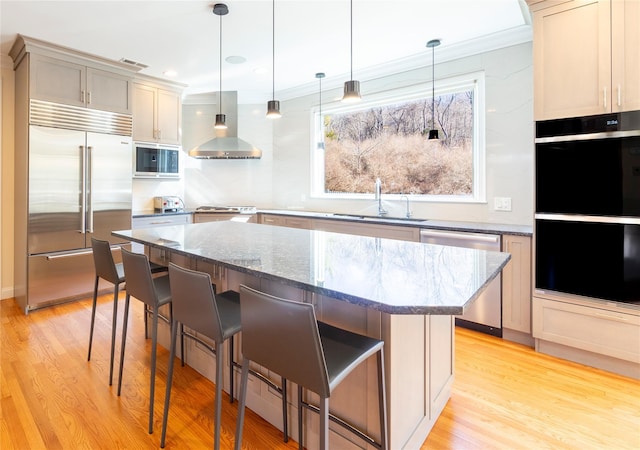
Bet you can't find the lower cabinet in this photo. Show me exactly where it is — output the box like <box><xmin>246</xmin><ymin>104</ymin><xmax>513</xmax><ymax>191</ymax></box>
<box><xmin>131</xmin><ymin>213</ymin><xmax>192</xmax><ymax>254</ymax></box>
<box><xmin>194</xmin><ymin>213</ymin><xmax>257</xmax><ymax>223</ymax></box>
<box><xmin>533</xmin><ymin>296</ymin><xmax>640</xmax><ymax>379</ymax></box>
<box><xmin>312</xmin><ymin>218</ymin><xmax>420</xmax><ymax>241</ymax></box>
<box><xmin>501</xmin><ymin>235</ymin><xmax>533</xmax><ymax>345</ymax></box>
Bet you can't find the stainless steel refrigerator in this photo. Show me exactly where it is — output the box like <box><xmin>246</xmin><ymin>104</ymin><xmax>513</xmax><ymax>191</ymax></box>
<box><xmin>21</xmin><ymin>101</ymin><xmax>133</xmax><ymax>311</ymax></box>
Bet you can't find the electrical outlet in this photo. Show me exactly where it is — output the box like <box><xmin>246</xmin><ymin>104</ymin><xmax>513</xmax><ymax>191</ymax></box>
<box><xmin>494</xmin><ymin>197</ymin><xmax>512</xmax><ymax>211</ymax></box>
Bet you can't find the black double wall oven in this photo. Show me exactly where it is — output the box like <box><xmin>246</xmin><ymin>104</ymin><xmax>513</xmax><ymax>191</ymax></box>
<box><xmin>535</xmin><ymin>111</ymin><xmax>640</xmax><ymax>306</ymax></box>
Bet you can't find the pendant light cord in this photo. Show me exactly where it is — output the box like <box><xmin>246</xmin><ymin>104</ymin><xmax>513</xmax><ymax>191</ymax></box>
<box><xmin>272</xmin><ymin>0</ymin><xmax>275</xmax><ymax>101</ymax></box>
<box><xmin>431</xmin><ymin>44</ymin><xmax>435</xmax><ymax>130</ymax></box>
<box><xmin>349</xmin><ymin>0</ymin><xmax>353</xmax><ymax>81</ymax></box>
<box><xmin>219</xmin><ymin>11</ymin><xmax>223</xmax><ymax>115</ymax></box>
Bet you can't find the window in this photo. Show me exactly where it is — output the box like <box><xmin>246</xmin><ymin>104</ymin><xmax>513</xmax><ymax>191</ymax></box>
<box><xmin>311</xmin><ymin>72</ymin><xmax>485</xmax><ymax>202</ymax></box>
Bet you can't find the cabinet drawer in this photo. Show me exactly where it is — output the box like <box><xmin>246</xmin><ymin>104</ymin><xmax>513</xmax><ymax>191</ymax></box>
<box><xmin>132</xmin><ymin>214</ymin><xmax>191</xmax><ymax>228</ymax></box>
<box><xmin>532</xmin><ymin>297</ymin><xmax>640</xmax><ymax>363</ymax></box>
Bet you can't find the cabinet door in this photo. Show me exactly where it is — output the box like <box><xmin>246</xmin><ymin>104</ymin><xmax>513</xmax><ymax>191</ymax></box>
<box><xmin>157</xmin><ymin>89</ymin><xmax>181</xmax><ymax>144</ymax></box>
<box><xmin>611</xmin><ymin>0</ymin><xmax>640</xmax><ymax>112</ymax></box>
<box><xmin>532</xmin><ymin>0</ymin><xmax>611</xmax><ymax>119</ymax></box>
<box><xmin>30</xmin><ymin>54</ymin><xmax>86</xmax><ymax>107</ymax></box>
<box><xmin>132</xmin><ymin>83</ymin><xmax>157</xmax><ymax>142</ymax></box>
<box><xmin>501</xmin><ymin>235</ymin><xmax>532</xmax><ymax>333</ymax></box>
<box><xmin>86</xmin><ymin>68</ymin><xmax>132</xmax><ymax>114</ymax></box>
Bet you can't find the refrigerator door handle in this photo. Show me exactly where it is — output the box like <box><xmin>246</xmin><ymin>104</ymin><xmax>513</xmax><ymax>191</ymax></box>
<box><xmin>80</xmin><ymin>145</ymin><xmax>87</xmax><ymax>234</ymax></box>
<box><xmin>87</xmin><ymin>146</ymin><xmax>94</xmax><ymax>233</ymax></box>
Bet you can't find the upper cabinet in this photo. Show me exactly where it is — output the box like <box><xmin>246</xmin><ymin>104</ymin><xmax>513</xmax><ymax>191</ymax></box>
<box><xmin>132</xmin><ymin>81</ymin><xmax>182</xmax><ymax>145</ymax></box>
<box><xmin>10</xmin><ymin>35</ymin><xmax>135</xmax><ymax>115</ymax></box>
<box><xmin>530</xmin><ymin>0</ymin><xmax>640</xmax><ymax>120</ymax></box>
<box><xmin>29</xmin><ymin>54</ymin><xmax>132</xmax><ymax>114</ymax></box>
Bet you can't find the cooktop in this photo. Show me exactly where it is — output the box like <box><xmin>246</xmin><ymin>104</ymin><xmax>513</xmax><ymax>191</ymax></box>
<box><xmin>196</xmin><ymin>206</ymin><xmax>257</xmax><ymax>214</ymax></box>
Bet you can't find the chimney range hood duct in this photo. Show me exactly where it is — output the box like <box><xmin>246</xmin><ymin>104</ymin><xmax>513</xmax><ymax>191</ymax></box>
<box><xmin>188</xmin><ymin>91</ymin><xmax>262</xmax><ymax>159</ymax></box>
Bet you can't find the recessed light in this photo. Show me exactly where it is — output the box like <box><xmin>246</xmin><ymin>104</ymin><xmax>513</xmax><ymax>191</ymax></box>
<box><xmin>163</xmin><ymin>70</ymin><xmax>177</xmax><ymax>77</ymax></box>
<box><xmin>226</xmin><ymin>55</ymin><xmax>246</xmax><ymax>64</ymax></box>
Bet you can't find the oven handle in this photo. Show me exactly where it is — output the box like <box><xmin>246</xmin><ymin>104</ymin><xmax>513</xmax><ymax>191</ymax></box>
<box><xmin>535</xmin><ymin>129</ymin><xmax>640</xmax><ymax>144</ymax></box>
<box><xmin>535</xmin><ymin>214</ymin><xmax>640</xmax><ymax>225</ymax></box>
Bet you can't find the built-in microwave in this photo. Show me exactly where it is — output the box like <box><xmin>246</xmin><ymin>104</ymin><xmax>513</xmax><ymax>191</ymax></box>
<box><xmin>133</xmin><ymin>142</ymin><xmax>180</xmax><ymax>178</ymax></box>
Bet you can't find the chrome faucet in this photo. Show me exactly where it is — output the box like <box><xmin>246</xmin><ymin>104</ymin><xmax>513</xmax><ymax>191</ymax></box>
<box><xmin>375</xmin><ymin>178</ymin><xmax>388</xmax><ymax>216</ymax></box>
<box><xmin>401</xmin><ymin>195</ymin><xmax>412</xmax><ymax>218</ymax></box>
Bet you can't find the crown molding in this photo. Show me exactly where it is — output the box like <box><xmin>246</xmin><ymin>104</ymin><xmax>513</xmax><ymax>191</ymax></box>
<box><xmin>277</xmin><ymin>24</ymin><xmax>532</xmax><ymax>103</ymax></box>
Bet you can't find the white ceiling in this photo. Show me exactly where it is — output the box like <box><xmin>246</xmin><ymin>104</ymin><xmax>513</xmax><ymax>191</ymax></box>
<box><xmin>1</xmin><ymin>0</ymin><xmax>531</xmax><ymax>103</ymax></box>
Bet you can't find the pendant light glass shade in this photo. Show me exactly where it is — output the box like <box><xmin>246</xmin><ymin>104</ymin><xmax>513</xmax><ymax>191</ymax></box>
<box><xmin>427</xmin><ymin>38</ymin><xmax>440</xmax><ymax>140</ymax></box>
<box><xmin>214</xmin><ymin>3</ymin><xmax>228</xmax><ymax>130</ymax></box>
<box><xmin>214</xmin><ymin>113</ymin><xmax>227</xmax><ymax>129</ymax></box>
<box><xmin>266</xmin><ymin>0</ymin><xmax>281</xmax><ymax>118</ymax></box>
<box><xmin>342</xmin><ymin>0</ymin><xmax>361</xmax><ymax>103</ymax></box>
<box><xmin>266</xmin><ymin>100</ymin><xmax>281</xmax><ymax>118</ymax></box>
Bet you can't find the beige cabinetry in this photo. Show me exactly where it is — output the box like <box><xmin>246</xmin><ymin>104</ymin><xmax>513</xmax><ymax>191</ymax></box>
<box><xmin>501</xmin><ymin>235</ymin><xmax>533</xmax><ymax>344</ymax></box>
<box><xmin>259</xmin><ymin>214</ymin><xmax>312</xmax><ymax>229</ymax></box>
<box><xmin>533</xmin><ymin>296</ymin><xmax>640</xmax><ymax>378</ymax></box>
<box><xmin>312</xmin><ymin>218</ymin><xmax>421</xmax><ymax>241</ymax></box>
<box><xmin>132</xmin><ymin>81</ymin><xmax>182</xmax><ymax>145</ymax></box>
<box><xmin>16</xmin><ymin>46</ymin><xmax>132</xmax><ymax>114</ymax></box>
<box><xmin>132</xmin><ymin>213</ymin><xmax>192</xmax><ymax>229</ymax></box>
<box><xmin>194</xmin><ymin>213</ymin><xmax>257</xmax><ymax>223</ymax></box>
<box><xmin>530</xmin><ymin>0</ymin><xmax>640</xmax><ymax>119</ymax></box>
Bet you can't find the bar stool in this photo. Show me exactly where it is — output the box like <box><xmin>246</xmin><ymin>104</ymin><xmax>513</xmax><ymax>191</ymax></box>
<box><xmin>160</xmin><ymin>263</ymin><xmax>241</xmax><ymax>449</ymax></box>
<box><xmin>87</xmin><ymin>238</ymin><xmax>166</xmax><ymax>386</ymax></box>
<box><xmin>117</xmin><ymin>248</ymin><xmax>172</xmax><ymax>434</ymax></box>
<box><xmin>235</xmin><ymin>285</ymin><xmax>388</xmax><ymax>450</ymax></box>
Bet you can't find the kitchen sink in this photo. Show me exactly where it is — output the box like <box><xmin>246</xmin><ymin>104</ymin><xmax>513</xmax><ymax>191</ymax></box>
<box><xmin>332</xmin><ymin>213</ymin><xmax>428</xmax><ymax>223</ymax></box>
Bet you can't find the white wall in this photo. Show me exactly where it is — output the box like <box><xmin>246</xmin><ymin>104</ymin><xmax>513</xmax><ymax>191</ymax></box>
<box><xmin>182</xmin><ymin>42</ymin><xmax>533</xmax><ymax>226</ymax></box>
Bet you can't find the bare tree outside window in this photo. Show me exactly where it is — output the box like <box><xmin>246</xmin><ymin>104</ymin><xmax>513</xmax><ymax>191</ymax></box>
<box><xmin>322</xmin><ymin>91</ymin><xmax>474</xmax><ymax>196</ymax></box>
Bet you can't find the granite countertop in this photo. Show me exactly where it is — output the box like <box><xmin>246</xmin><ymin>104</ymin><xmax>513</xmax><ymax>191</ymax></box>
<box><xmin>260</xmin><ymin>209</ymin><xmax>533</xmax><ymax>236</ymax></box>
<box><xmin>133</xmin><ymin>208</ymin><xmax>533</xmax><ymax>236</ymax></box>
<box><xmin>132</xmin><ymin>209</ymin><xmax>195</xmax><ymax>218</ymax></box>
<box><xmin>113</xmin><ymin>221</ymin><xmax>511</xmax><ymax>315</ymax></box>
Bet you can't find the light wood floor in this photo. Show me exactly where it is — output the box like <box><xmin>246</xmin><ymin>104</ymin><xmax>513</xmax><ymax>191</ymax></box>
<box><xmin>1</xmin><ymin>294</ymin><xmax>639</xmax><ymax>449</ymax></box>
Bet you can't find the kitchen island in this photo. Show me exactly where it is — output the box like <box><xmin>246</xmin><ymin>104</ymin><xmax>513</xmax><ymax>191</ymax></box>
<box><xmin>113</xmin><ymin>221</ymin><xmax>510</xmax><ymax>449</ymax></box>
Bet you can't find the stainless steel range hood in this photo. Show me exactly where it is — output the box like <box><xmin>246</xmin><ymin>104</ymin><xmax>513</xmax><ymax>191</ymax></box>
<box><xmin>186</xmin><ymin>91</ymin><xmax>262</xmax><ymax>159</ymax></box>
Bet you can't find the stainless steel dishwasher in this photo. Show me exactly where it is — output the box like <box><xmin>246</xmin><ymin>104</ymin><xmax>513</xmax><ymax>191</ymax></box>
<box><xmin>420</xmin><ymin>229</ymin><xmax>502</xmax><ymax>336</ymax></box>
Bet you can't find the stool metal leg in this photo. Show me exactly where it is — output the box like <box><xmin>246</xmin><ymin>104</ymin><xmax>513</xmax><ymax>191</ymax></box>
<box><xmin>319</xmin><ymin>397</ymin><xmax>329</xmax><ymax>450</ymax></box>
<box><xmin>160</xmin><ymin>319</ymin><xmax>179</xmax><ymax>448</ymax></box>
<box><xmin>214</xmin><ymin>337</ymin><xmax>224</xmax><ymax>450</ymax></box>
<box><xmin>108</xmin><ymin>284</ymin><xmax>120</xmax><ymax>386</ymax></box>
<box><xmin>148</xmin><ymin>308</ymin><xmax>159</xmax><ymax>434</ymax></box>
<box><xmin>229</xmin><ymin>336</ymin><xmax>235</xmax><ymax>403</ymax></box>
<box><xmin>87</xmin><ymin>275</ymin><xmax>100</xmax><ymax>362</ymax></box>
<box><xmin>234</xmin><ymin>359</ymin><xmax>251</xmax><ymax>450</ymax></box>
<box><xmin>377</xmin><ymin>350</ymin><xmax>388</xmax><ymax>450</ymax></box>
<box><xmin>117</xmin><ymin>294</ymin><xmax>131</xmax><ymax>397</ymax></box>
<box><xmin>297</xmin><ymin>385</ymin><xmax>304</xmax><ymax>450</ymax></box>
<box><xmin>282</xmin><ymin>377</ymin><xmax>289</xmax><ymax>443</ymax></box>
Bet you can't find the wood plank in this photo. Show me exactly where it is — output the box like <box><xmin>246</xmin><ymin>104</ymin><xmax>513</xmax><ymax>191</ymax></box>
<box><xmin>1</xmin><ymin>296</ymin><xmax>639</xmax><ymax>449</ymax></box>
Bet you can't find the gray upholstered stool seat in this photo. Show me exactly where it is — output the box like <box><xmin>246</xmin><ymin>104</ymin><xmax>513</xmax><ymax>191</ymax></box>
<box><xmin>87</xmin><ymin>238</ymin><xmax>166</xmax><ymax>386</ymax></box>
<box><xmin>235</xmin><ymin>285</ymin><xmax>388</xmax><ymax>450</ymax></box>
<box><xmin>117</xmin><ymin>248</ymin><xmax>172</xmax><ymax>434</ymax></box>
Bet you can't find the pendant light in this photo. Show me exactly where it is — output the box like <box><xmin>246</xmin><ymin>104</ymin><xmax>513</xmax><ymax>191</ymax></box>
<box><xmin>316</xmin><ymin>72</ymin><xmax>325</xmax><ymax>149</ymax></box>
<box><xmin>213</xmin><ymin>3</ymin><xmax>228</xmax><ymax>129</ymax></box>
<box><xmin>266</xmin><ymin>0</ymin><xmax>281</xmax><ymax>118</ymax></box>
<box><xmin>342</xmin><ymin>0</ymin><xmax>361</xmax><ymax>103</ymax></box>
<box><xmin>427</xmin><ymin>38</ymin><xmax>440</xmax><ymax>140</ymax></box>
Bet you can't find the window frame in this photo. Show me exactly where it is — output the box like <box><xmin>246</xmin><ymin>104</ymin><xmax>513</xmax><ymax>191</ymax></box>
<box><xmin>310</xmin><ymin>71</ymin><xmax>486</xmax><ymax>204</ymax></box>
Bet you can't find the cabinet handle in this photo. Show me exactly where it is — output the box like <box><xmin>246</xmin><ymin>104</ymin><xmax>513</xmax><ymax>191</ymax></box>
<box><xmin>617</xmin><ymin>84</ymin><xmax>621</xmax><ymax>107</ymax></box>
<box><xmin>595</xmin><ymin>312</ymin><xmax>629</xmax><ymax>323</ymax></box>
<box><xmin>87</xmin><ymin>91</ymin><xmax>91</xmax><ymax>104</ymax></box>
<box><xmin>157</xmin><ymin>129</ymin><xmax>162</xmax><ymax>139</ymax></box>
<box><xmin>150</xmin><ymin>220</ymin><xmax>172</xmax><ymax>225</ymax></box>
<box><xmin>603</xmin><ymin>86</ymin><xmax>607</xmax><ymax>110</ymax></box>
<box><xmin>81</xmin><ymin>90</ymin><xmax>85</xmax><ymax>103</ymax></box>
